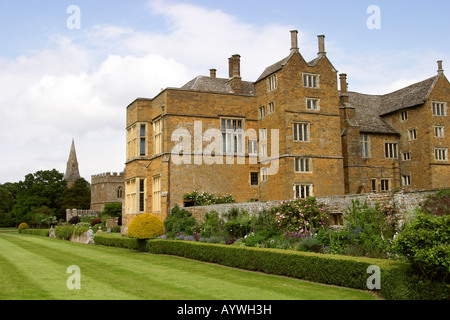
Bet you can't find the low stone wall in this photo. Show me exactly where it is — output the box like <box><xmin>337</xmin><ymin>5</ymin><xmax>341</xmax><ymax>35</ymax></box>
<box><xmin>184</xmin><ymin>190</ymin><xmax>440</xmax><ymax>222</ymax></box>
<box><xmin>66</xmin><ymin>209</ymin><xmax>100</xmax><ymax>222</ymax></box>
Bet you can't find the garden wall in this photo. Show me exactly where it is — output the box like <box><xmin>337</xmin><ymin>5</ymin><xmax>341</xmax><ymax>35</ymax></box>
<box><xmin>184</xmin><ymin>190</ymin><xmax>439</xmax><ymax>222</ymax></box>
<box><xmin>66</xmin><ymin>209</ymin><xmax>100</xmax><ymax>222</ymax></box>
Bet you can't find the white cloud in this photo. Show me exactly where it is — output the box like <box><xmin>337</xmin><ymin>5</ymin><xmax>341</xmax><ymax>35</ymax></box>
<box><xmin>1</xmin><ymin>0</ymin><xmax>447</xmax><ymax>183</ymax></box>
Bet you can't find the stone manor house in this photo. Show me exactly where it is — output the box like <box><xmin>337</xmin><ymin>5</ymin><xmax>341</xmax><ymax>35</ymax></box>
<box><xmin>123</xmin><ymin>30</ymin><xmax>450</xmax><ymax>226</ymax></box>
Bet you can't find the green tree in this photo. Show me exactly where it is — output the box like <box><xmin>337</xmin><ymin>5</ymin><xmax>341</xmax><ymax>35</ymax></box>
<box><xmin>0</xmin><ymin>183</ymin><xmax>18</xmax><ymax>227</ymax></box>
<box><xmin>102</xmin><ymin>202</ymin><xmax>122</xmax><ymax>218</ymax></box>
<box><xmin>58</xmin><ymin>178</ymin><xmax>91</xmax><ymax>216</ymax></box>
<box><xmin>11</xmin><ymin>169</ymin><xmax>66</xmax><ymax>224</ymax></box>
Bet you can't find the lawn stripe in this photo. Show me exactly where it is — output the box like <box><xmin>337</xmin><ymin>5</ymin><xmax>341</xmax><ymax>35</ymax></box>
<box><xmin>0</xmin><ymin>234</ymin><xmax>140</xmax><ymax>300</ymax></box>
<box><xmin>2</xmin><ymin>233</ymin><xmax>379</xmax><ymax>300</ymax></box>
<box><xmin>0</xmin><ymin>253</ymin><xmax>54</xmax><ymax>299</ymax></box>
<box><xmin>8</xmin><ymin>234</ymin><xmax>266</xmax><ymax>299</ymax></box>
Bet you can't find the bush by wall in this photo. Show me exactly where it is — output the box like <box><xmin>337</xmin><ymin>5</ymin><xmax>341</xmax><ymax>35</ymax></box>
<box><xmin>93</xmin><ymin>234</ymin><xmax>449</xmax><ymax>300</ymax></box>
<box><xmin>127</xmin><ymin>213</ymin><xmax>164</xmax><ymax>240</ymax></box>
<box><xmin>17</xmin><ymin>228</ymin><xmax>49</xmax><ymax>236</ymax></box>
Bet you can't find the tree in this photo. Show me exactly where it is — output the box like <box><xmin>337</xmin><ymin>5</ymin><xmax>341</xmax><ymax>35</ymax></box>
<box><xmin>11</xmin><ymin>169</ymin><xmax>66</xmax><ymax>224</ymax></box>
<box><xmin>58</xmin><ymin>178</ymin><xmax>91</xmax><ymax>216</ymax></box>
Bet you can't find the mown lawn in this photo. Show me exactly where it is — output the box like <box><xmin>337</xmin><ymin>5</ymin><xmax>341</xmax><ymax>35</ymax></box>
<box><xmin>0</xmin><ymin>231</ymin><xmax>380</xmax><ymax>300</ymax></box>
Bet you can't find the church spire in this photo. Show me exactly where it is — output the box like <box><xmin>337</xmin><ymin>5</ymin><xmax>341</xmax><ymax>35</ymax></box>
<box><xmin>64</xmin><ymin>138</ymin><xmax>81</xmax><ymax>188</ymax></box>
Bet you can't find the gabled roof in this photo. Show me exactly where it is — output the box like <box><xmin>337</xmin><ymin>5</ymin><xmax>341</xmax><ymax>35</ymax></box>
<box><xmin>255</xmin><ymin>51</ymin><xmax>337</xmax><ymax>83</ymax></box>
<box><xmin>255</xmin><ymin>52</ymin><xmax>293</xmax><ymax>83</ymax></box>
<box><xmin>346</xmin><ymin>92</ymin><xmax>399</xmax><ymax>135</ymax></box>
<box><xmin>379</xmin><ymin>76</ymin><xmax>438</xmax><ymax>115</ymax></box>
<box><xmin>181</xmin><ymin>76</ymin><xmax>255</xmax><ymax>96</ymax></box>
<box><xmin>345</xmin><ymin>74</ymin><xmax>440</xmax><ymax>134</ymax></box>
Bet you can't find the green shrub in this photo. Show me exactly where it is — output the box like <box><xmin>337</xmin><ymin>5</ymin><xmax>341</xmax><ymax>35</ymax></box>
<box><xmin>127</xmin><ymin>213</ymin><xmax>164</xmax><ymax>240</ymax></box>
<box><xmin>296</xmin><ymin>236</ymin><xmax>321</xmax><ymax>253</ymax></box>
<box><xmin>393</xmin><ymin>212</ymin><xmax>450</xmax><ymax>284</ymax></box>
<box><xmin>143</xmin><ymin>240</ymin><xmax>448</xmax><ymax>300</ymax></box>
<box><xmin>197</xmin><ymin>211</ymin><xmax>224</xmax><ymax>238</ymax></box>
<box><xmin>164</xmin><ymin>205</ymin><xmax>198</xmax><ymax>237</ymax></box>
<box><xmin>94</xmin><ymin>233</ymin><xmax>146</xmax><ymax>251</ymax></box>
<box><xmin>223</xmin><ymin>209</ymin><xmax>253</xmax><ymax>239</ymax></box>
<box><xmin>74</xmin><ymin>223</ymin><xmax>90</xmax><ymax>236</ymax></box>
<box><xmin>54</xmin><ymin>225</ymin><xmax>75</xmax><ymax>240</ymax></box>
<box><xmin>18</xmin><ymin>228</ymin><xmax>49</xmax><ymax>236</ymax></box>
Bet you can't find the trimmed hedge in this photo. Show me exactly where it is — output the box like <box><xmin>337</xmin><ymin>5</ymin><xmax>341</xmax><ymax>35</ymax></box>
<box><xmin>94</xmin><ymin>234</ymin><xmax>449</xmax><ymax>300</ymax></box>
<box><xmin>18</xmin><ymin>228</ymin><xmax>50</xmax><ymax>237</ymax></box>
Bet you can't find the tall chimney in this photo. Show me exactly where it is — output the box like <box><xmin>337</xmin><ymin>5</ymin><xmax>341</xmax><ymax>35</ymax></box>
<box><xmin>318</xmin><ymin>35</ymin><xmax>326</xmax><ymax>56</ymax></box>
<box><xmin>232</xmin><ymin>54</ymin><xmax>241</xmax><ymax>77</ymax></box>
<box><xmin>340</xmin><ymin>74</ymin><xmax>348</xmax><ymax>94</ymax></box>
<box><xmin>339</xmin><ymin>73</ymin><xmax>349</xmax><ymax>105</ymax></box>
<box><xmin>210</xmin><ymin>69</ymin><xmax>217</xmax><ymax>78</ymax></box>
<box><xmin>437</xmin><ymin>60</ymin><xmax>444</xmax><ymax>74</ymax></box>
<box><xmin>228</xmin><ymin>54</ymin><xmax>242</xmax><ymax>94</ymax></box>
<box><xmin>290</xmin><ymin>30</ymin><xmax>299</xmax><ymax>52</ymax></box>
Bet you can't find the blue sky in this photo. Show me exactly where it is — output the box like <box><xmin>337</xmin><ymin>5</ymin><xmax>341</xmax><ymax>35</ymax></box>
<box><xmin>0</xmin><ymin>0</ymin><xmax>449</xmax><ymax>183</ymax></box>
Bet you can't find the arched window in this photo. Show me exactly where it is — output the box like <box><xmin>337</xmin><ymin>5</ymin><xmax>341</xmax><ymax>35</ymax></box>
<box><xmin>117</xmin><ymin>186</ymin><xmax>124</xmax><ymax>199</ymax></box>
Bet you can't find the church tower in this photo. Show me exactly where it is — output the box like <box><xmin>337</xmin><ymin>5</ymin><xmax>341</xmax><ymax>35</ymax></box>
<box><xmin>64</xmin><ymin>138</ymin><xmax>81</xmax><ymax>188</ymax></box>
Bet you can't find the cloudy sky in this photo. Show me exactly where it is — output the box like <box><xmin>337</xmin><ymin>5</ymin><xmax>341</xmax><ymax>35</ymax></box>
<box><xmin>0</xmin><ymin>0</ymin><xmax>449</xmax><ymax>184</ymax></box>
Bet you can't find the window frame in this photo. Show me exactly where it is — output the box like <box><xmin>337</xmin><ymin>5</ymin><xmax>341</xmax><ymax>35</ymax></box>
<box><xmin>153</xmin><ymin>118</ymin><xmax>162</xmax><ymax>155</ymax></box>
<box><xmin>407</xmin><ymin>128</ymin><xmax>417</xmax><ymax>141</ymax></box>
<box><xmin>221</xmin><ymin>118</ymin><xmax>244</xmax><ymax>155</ymax></box>
<box><xmin>250</xmin><ymin>172</ymin><xmax>259</xmax><ymax>186</ymax></box>
<box><xmin>306</xmin><ymin>98</ymin><xmax>320</xmax><ymax>111</ymax></box>
<box><xmin>380</xmin><ymin>179</ymin><xmax>391</xmax><ymax>192</ymax></box>
<box><xmin>293</xmin><ymin>122</ymin><xmax>310</xmax><ymax>142</ymax></box>
<box><xmin>294</xmin><ymin>157</ymin><xmax>312</xmax><ymax>173</ymax></box>
<box><xmin>360</xmin><ymin>133</ymin><xmax>370</xmax><ymax>158</ymax></box>
<box><xmin>434</xmin><ymin>126</ymin><xmax>445</xmax><ymax>138</ymax></box>
<box><xmin>294</xmin><ymin>184</ymin><xmax>314</xmax><ymax>199</ymax></box>
<box><xmin>432</xmin><ymin>102</ymin><xmax>447</xmax><ymax>117</ymax></box>
<box><xmin>384</xmin><ymin>142</ymin><xmax>398</xmax><ymax>159</ymax></box>
<box><xmin>268</xmin><ymin>74</ymin><xmax>277</xmax><ymax>91</ymax></box>
<box><xmin>434</xmin><ymin>148</ymin><xmax>448</xmax><ymax>161</ymax></box>
<box><xmin>302</xmin><ymin>73</ymin><xmax>320</xmax><ymax>88</ymax></box>
<box><xmin>268</xmin><ymin>101</ymin><xmax>275</xmax><ymax>114</ymax></box>
<box><xmin>152</xmin><ymin>175</ymin><xmax>161</xmax><ymax>213</ymax></box>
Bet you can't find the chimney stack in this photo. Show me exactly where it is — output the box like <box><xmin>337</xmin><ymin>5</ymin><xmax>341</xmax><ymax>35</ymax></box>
<box><xmin>228</xmin><ymin>54</ymin><xmax>242</xmax><ymax>94</ymax></box>
<box><xmin>290</xmin><ymin>30</ymin><xmax>299</xmax><ymax>52</ymax></box>
<box><xmin>340</xmin><ymin>74</ymin><xmax>348</xmax><ymax>94</ymax></box>
<box><xmin>210</xmin><ymin>69</ymin><xmax>217</xmax><ymax>78</ymax></box>
<box><xmin>318</xmin><ymin>35</ymin><xmax>326</xmax><ymax>56</ymax></box>
<box><xmin>339</xmin><ymin>73</ymin><xmax>349</xmax><ymax>105</ymax></box>
<box><xmin>437</xmin><ymin>60</ymin><xmax>444</xmax><ymax>74</ymax></box>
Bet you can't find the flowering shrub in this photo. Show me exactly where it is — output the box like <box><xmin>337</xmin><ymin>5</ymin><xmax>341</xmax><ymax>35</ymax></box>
<box><xmin>127</xmin><ymin>213</ymin><xmax>164</xmax><ymax>240</ymax></box>
<box><xmin>183</xmin><ymin>190</ymin><xmax>235</xmax><ymax>206</ymax></box>
<box><xmin>420</xmin><ymin>189</ymin><xmax>450</xmax><ymax>216</ymax></box>
<box><xmin>275</xmin><ymin>197</ymin><xmax>330</xmax><ymax>236</ymax></box>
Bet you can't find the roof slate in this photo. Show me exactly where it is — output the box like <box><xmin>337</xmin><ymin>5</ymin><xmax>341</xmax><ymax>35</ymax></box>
<box><xmin>181</xmin><ymin>76</ymin><xmax>255</xmax><ymax>96</ymax></box>
<box><xmin>346</xmin><ymin>75</ymin><xmax>438</xmax><ymax>134</ymax></box>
